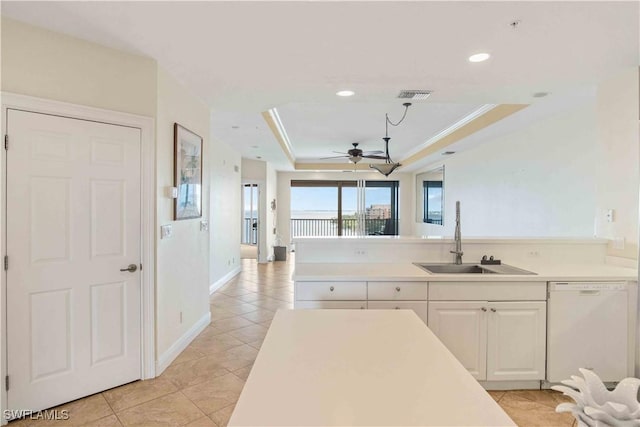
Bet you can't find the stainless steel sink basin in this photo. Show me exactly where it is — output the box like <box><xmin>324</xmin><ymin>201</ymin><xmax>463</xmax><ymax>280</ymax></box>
<box><xmin>415</xmin><ymin>263</ymin><xmax>536</xmax><ymax>275</ymax></box>
<box><xmin>418</xmin><ymin>264</ymin><xmax>490</xmax><ymax>274</ymax></box>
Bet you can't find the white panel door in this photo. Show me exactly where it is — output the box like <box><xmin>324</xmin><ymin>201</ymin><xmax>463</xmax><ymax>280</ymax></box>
<box><xmin>7</xmin><ymin>110</ymin><xmax>142</xmax><ymax>412</ymax></box>
<box><xmin>486</xmin><ymin>302</ymin><xmax>546</xmax><ymax>381</ymax></box>
<box><xmin>428</xmin><ymin>301</ymin><xmax>488</xmax><ymax>380</ymax></box>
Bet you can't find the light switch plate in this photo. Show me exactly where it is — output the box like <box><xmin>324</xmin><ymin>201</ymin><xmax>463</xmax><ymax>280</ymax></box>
<box><xmin>200</xmin><ymin>220</ymin><xmax>209</xmax><ymax>231</ymax></box>
<box><xmin>166</xmin><ymin>186</ymin><xmax>178</xmax><ymax>199</ymax></box>
<box><xmin>161</xmin><ymin>224</ymin><xmax>173</xmax><ymax>239</ymax></box>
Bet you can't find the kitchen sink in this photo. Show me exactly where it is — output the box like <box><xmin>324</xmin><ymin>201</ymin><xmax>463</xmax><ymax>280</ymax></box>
<box><xmin>415</xmin><ymin>263</ymin><xmax>536</xmax><ymax>275</ymax></box>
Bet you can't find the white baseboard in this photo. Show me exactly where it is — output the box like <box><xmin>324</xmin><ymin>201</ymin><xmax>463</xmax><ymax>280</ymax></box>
<box><xmin>156</xmin><ymin>311</ymin><xmax>211</xmax><ymax>375</ymax></box>
<box><xmin>209</xmin><ymin>266</ymin><xmax>241</xmax><ymax>295</ymax></box>
<box><xmin>479</xmin><ymin>380</ymin><xmax>541</xmax><ymax>390</ymax></box>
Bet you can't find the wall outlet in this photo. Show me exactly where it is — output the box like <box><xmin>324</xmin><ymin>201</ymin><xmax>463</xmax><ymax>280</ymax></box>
<box><xmin>200</xmin><ymin>220</ymin><xmax>209</xmax><ymax>231</ymax></box>
<box><xmin>527</xmin><ymin>251</ymin><xmax>540</xmax><ymax>257</ymax></box>
<box><xmin>606</xmin><ymin>209</ymin><xmax>615</xmax><ymax>223</ymax></box>
<box><xmin>354</xmin><ymin>248</ymin><xmax>367</xmax><ymax>256</ymax></box>
<box><xmin>160</xmin><ymin>224</ymin><xmax>173</xmax><ymax>239</ymax></box>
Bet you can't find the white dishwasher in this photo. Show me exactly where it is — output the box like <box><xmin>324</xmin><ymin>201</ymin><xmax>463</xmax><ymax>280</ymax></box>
<box><xmin>547</xmin><ymin>281</ymin><xmax>631</xmax><ymax>383</ymax></box>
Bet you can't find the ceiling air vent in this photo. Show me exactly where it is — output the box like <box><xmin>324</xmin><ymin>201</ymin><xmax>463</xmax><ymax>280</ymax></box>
<box><xmin>397</xmin><ymin>90</ymin><xmax>432</xmax><ymax>100</ymax></box>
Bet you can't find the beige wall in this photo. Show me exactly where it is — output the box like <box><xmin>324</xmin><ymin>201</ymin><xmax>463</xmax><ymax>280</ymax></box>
<box><xmin>595</xmin><ymin>67</ymin><xmax>640</xmax><ymax>259</ymax></box>
<box><xmin>1</xmin><ymin>18</ymin><xmax>232</xmax><ymax>369</ymax></box>
<box><xmin>265</xmin><ymin>162</ymin><xmax>278</xmax><ymax>259</ymax></box>
<box><xmin>413</xmin><ymin>104</ymin><xmax>599</xmax><ymax>239</ymax></box>
<box><xmin>155</xmin><ymin>67</ymin><xmax>211</xmax><ymax>357</ymax></box>
<box><xmin>210</xmin><ymin>135</ymin><xmax>242</xmax><ymax>285</ymax></box>
<box><xmin>1</xmin><ymin>18</ymin><xmax>157</xmax><ymax>116</ymax></box>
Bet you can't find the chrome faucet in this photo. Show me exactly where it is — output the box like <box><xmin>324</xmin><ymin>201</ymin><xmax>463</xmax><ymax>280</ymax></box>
<box><xmin>450</xmin><ymin>201</ymin><xmax>463</xmax><ymax>264</ymax></box>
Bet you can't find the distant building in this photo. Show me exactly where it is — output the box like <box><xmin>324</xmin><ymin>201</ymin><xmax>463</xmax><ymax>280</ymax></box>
<box><xmin>366</xmin><ymin>204</ymin><xmax>391</xmax><ymax>219</ymax></box>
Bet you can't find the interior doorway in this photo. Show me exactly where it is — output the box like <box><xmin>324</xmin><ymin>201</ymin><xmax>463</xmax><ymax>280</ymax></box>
<box><xmin>241</xmin><ymin>183</ymin><xmax>259</xmax><ymax>259</ymax></box>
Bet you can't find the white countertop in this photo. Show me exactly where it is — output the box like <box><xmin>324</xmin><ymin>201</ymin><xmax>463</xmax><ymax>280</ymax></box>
<box><xmin>229</xmin><ymin>310</ymin><xmax>515</xmax><ymax>427</ymax></box>
<box><xmin>293</xmin><ymin>236</ymin><xmax>609</xmax><ymax>245</ymax></box>
<box><xmin>293</xmin><ymin>262</ymin><xmax>638</xmax><ymax>282</ymax></box>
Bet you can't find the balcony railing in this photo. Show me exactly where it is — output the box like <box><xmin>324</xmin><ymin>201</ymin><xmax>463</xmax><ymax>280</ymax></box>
<box><xmin>291</xmin><ymin>218</ymin><xmax>398</xmax><ymax>237</ymax></box>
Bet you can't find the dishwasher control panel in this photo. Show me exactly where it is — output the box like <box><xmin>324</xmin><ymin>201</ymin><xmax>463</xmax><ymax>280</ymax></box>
<box><xmin>549</xmin><ymin>282</ymin><xmax>627</xmax><ymax>291</ymax></box>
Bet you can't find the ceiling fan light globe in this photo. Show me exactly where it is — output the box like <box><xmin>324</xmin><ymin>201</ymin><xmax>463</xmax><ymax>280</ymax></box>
<box><xmin>370</xmin><ymin>162</ymin><xmax>401</xmax><ymax>176</ymax></box>
<box><xmin>349</xmin><ymin>156</ymin><xmax>362</xmax><ymax>164</ymax></box>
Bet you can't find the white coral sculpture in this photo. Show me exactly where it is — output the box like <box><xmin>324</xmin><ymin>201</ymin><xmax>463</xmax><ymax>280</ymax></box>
<box><xmin>551</xmin><ymin>368</ymin><xmax>640</xmax><ymax>426</ymax></box>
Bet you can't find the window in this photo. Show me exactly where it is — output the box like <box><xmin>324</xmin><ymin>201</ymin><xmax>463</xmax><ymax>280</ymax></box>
<box><xmin>424</xmin><ymin>181</ymin><xmax>443</xmax><ymax>225</ymax></box>
<box><xmin>290</xmin><ymin>180</ymin><xmax>399</xmax><ymax>236</ymax></box>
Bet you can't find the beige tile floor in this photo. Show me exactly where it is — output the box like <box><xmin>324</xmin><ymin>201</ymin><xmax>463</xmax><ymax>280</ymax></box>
<box><xmin>11</xmin><ymin>257</ymin><xmax>576</xmax><ymax>427</ymax></box>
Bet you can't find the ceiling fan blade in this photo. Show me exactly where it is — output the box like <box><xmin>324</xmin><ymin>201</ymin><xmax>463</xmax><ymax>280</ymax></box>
<box><xmin>332</xmin><ymin>151</ymin><xmax>350</xmax><ymax>155</ymax></box>
<box><xmin>319</xmin><ymin>155</ymin><xmax>349</xmax><ymax>160</ymax></box>
<box><xmin>362</xmin><ymin>155</ymin><xmax>388</xmax><ymax>160</ymax></box>
<box><xmin>361</xmin><ymin>150</ymin><xmax>384</xmax><ymax>155</ymax></box>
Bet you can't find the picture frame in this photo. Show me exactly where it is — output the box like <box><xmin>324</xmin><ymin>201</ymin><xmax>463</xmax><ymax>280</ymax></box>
<box><xmin>174</xmin><ymin>123</ymin><xmax>203</xmax><ymax>220</ymax></box>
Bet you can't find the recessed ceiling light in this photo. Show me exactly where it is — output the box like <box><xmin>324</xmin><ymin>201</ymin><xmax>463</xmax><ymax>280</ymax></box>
<box><xmin>251</xmin><ymin>145</ymin><xmax>259</xmax><ymax>148</ymax></box>
<box><xmin>442</xmin><ymin>151</ymin><xmax>456</xmax><ymax>155</ymax></box>
<box><xmin>256</xmin><ymin>156</ymin><xmax>262</xmax><ymax>159</ymax></box>
<box><xmin>468</xmin><ymin>53</ymin><xmax>490</xmax><ymax>63</ymax></box>
<box><xmin>336</xmin><ymin>90</ymin><xmax>355</xmax><ymax>97</ymax></box>
<box><xmin>533</xmin><ymin>92</ymin><xmax>550</xmax><ymax>98</ymax></box>
<box><xmin>231</xmin><ymin>125</ymin><xmax>240</xmax><ymax>129</ymax></box>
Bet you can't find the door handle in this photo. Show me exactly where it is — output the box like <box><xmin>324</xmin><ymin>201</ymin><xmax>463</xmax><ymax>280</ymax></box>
<box><xmin>120</xmin><ymin>264</ymin><xmax>138</xmax><ymax>273</ymax></box>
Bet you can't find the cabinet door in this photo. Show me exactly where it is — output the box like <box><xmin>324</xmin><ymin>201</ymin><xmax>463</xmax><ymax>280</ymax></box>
<box><xmin>295</xmin><ymin>301</ymin><xmax>367</xmax><ymax>310</ymax></box>
<box><xmin>428</xmin><ymin>302</ymin><xmax>488</xmax><ymax>380</ymax></box>
<box><xmin>487</xmin><ymin>301</ymin><xmax>546</xmax><ymax>381</ymax></box>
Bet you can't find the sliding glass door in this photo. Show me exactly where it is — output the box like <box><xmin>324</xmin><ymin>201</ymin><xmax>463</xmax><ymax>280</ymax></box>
<box><xmin>290</xmin><ymin>180</ymin><xmax>399</xmax><ymax>237</ymax></box>
<box><xmin>364</xmin><ymin>181</ymin><xmax>399</xmax><ymax>235</ymax></box>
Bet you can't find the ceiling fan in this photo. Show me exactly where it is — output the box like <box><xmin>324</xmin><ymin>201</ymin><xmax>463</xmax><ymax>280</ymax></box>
<box><xmin>320</xmin><ymin>142</ymin><xmax>386</xmax><ymax>164</ymax></box>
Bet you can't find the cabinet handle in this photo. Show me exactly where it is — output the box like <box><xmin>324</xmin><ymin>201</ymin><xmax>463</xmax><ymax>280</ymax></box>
<box><xmin>395</xmin><ymin>287</ymin><xmax>401</xmax><ymax>292</ymax></box>
<box><xmin>481</xmin><ymin>307</ymin><xmax>487</xmax><ymax>312</ymax></box>
<box><xmin>360</xmin><ymin>306</ymin><xmax>365</xmax><ymax>309</ymax></box>
<box><xmin>329</xmin><ymin>286</ymin><xmax>334</xmax><ymax>292</ymax></box>
<box><xmin>490</xmin><ymin>308</ymin><xmax>496</xmax><ymax>312</ymax></box>
<box><xmin>395</xmin><ymin>306</ymin><xmax>400</xmax><ymax>310</ymax></box>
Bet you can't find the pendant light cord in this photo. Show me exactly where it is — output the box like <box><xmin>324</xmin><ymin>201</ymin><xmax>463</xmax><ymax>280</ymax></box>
<box><xmin>385</xmin><ymin>102</ymin><xmax>412</xmax><ymax>137</ymax></box>
<box><xmin>381</xmin><ymin>102</ymin><xmax>412</xmax><ymax>164</ymax></box>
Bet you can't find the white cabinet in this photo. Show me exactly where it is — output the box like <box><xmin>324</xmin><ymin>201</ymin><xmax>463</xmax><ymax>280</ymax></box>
<box><xmin>428</xmin><ymin>301</ymin><xmax>546</xmax><ymax>381</ymax></box>
<box><xmin>296</xmin><ymin>281</ymin><xmax>366</xmax><ymax>301</ymax></box>
<box><xmin>296</xmin><ymin>301</ymin><xmax>367</xmax><ymax>310</ymax></box>
<box><xmin>486</xmin><ymin>302</ymin><xmax>546</xmax><ymax>381</ymax></box>
<box><xmin>368</xmin><ymin>301</ymin><xmax>428</xmax><ymax>324</ymax></box>
<box><xmin>428</xmin><ymin>302</ymin><xmax>487</xmax><ymax>380</ymax></box>
<box><xmin>368</xmin><ymin>282</ymin><xmax>428</xmax><ymax>300</ymax></box>
<box><xmin>294</xmin><ymin>281</ymin><xmax>427</xmax><ymax>322</ymax></box>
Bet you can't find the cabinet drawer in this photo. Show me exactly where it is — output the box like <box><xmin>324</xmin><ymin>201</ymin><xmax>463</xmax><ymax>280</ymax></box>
<box><xmin>429</xmin><ymin>281</ymin><xmax>547</xmax><ymax>301</ymax></box>
<box><xmin>368</xmin><ymin>301</ymin><xmax>428</xmax><ymax>325</ymax></box>
<box><xmin>367</xmin><ymin>281</ymin><xmax>428</xmax><ymax>300</ymax></box>
<box><xmin>295</xmin><ymin>281</ymin><xmax>367</xmax><ymax>301</ymax></box>
<box><xmin>295</xmin><ymin>301</ymin><xmax>367</xmax><ymax>310</ymax></box>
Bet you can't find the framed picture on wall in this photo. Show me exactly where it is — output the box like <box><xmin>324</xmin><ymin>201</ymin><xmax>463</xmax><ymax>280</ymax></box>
<box><xmin>174</xmin><ymin>123</ymin><xmax>203</xmax><ymax>220</ymax></box>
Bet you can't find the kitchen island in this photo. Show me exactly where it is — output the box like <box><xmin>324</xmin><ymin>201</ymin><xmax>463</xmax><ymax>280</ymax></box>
<box><xmin>229</xmin><ymin>309</ymin><xmax>515</xmax><ymax>427</ymax></box>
